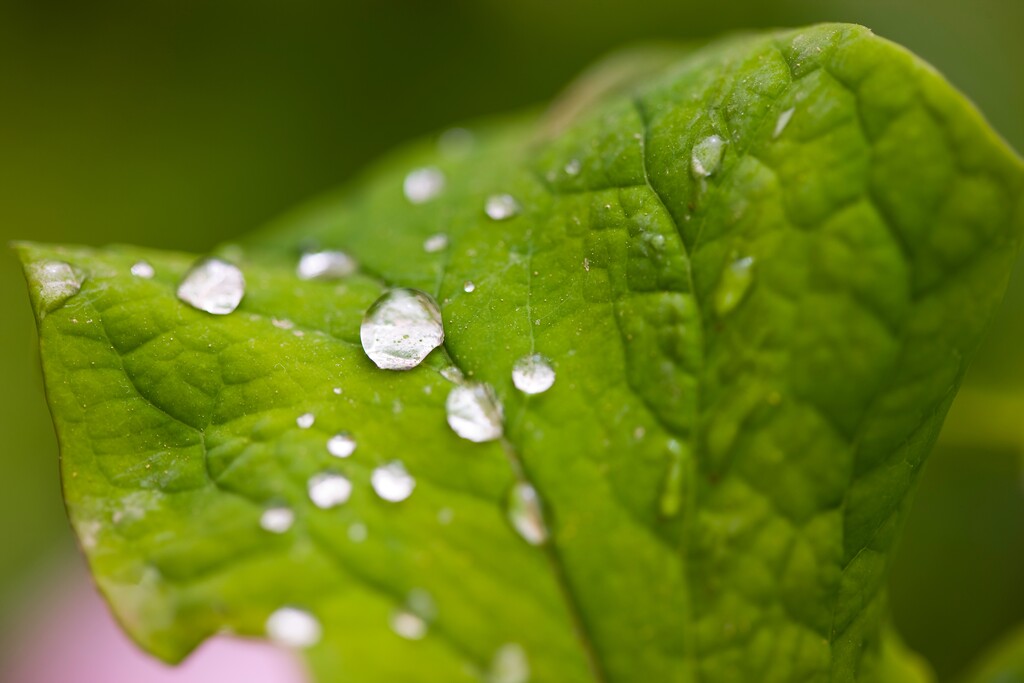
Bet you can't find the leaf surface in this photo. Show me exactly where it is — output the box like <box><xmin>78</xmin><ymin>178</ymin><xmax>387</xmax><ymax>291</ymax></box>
<box><xmin>18</xmin><ymin>23</ymin><xmax>1024</xmax><ymax>683</ymax></box>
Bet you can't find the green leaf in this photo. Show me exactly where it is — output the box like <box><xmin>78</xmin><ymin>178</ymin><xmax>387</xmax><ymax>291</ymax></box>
<box><xmin>16</xmin><ymin>23</ymin><xmax>1024</xmax><ymax>683</ymax></box>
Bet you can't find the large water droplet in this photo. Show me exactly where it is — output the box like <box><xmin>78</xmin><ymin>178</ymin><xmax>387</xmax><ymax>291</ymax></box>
<box><xmin>308</xmin><ymin>472</ymin><xmax>352</xmax><ymax>509</ymax></box>
<box><xmin>463</xmin><ymin>280</ymin><xmax>476</xmax><ymax>293</ymax></box>
<box><xmin>260</xmin><ymin>506</ymin><xmax>295</xmax><ymax>534</ymax></box>
<box><xmin>177</xmin><ymin>258</ymin><xmax>245</xmax><ymax>315</ymax></box>
<box><xmin>773</xmin><ymin>107</ymin><xmax>795</xmax><ymax>139</ymax></box>
<box><xmin>403</xmin><ymin>167</ymin><xmax>445</xmax><ymax>204</ymax></box>
<box><xmin>511</xmin><ymin>354</ymin><xmax>555</xmax><ymax>395</ymax></box>
<box><xmin>30</xmin><ymin>260</ymin><xmax>82</xmax><ymax>309</ymax></box>
<box><xmin>265</xmin><ymin>607</ymin><xmax>321</xmax><ymax>648</ymax></box>
<box><xmin>371</xmin><ymin>461</ymin><xmax>416</xmax><ymax>502</ymax></box>
<box><xmin>489</xmin><ymin>643</ymin><xmax>530</xmax><ymax>683</ymax></box>
<box><xmin>507</xmin><ymin>482</ymin><xmax>548</xmax><ymax>545</ymax></box>
<box><xmin>297</xmin><ymin>250</ymin><xmax>357</xmax><ymax>280</ymax></box>
<box><xmin>327</xmin><ymin>432</ymin><xmax>356</xmax><ymax>458</ymax></box>
<box><xmin>423</xmin><ymin>233</ymin><xmax>449</xmax><ymax>253</ymax></box>
<box><xmin>446</xmin><ymin>383</ymin><xmax>503</xmax><ymax>442</ymax></box>
<box><xmin>485</xmin><ymin>194</ymin><xmax>521</xmax><ymax>221</ymax></box>
<box><xmin>360</xmin><ymin>289</ymin><xmax>445</xmax><ymax>370</ymax></box>
<box><xmin>713</xmin><ymin>255</ymin><xmax>755</xmax><ymax>316</ymax></box>
<box><xmin>690</xmin><ymin>135</ymin><xmax>725</xmax><ymax>178</ymax></box>
<box><xmin>130</xmin><ymin>261</ymin><xmax>155</xmax><ymax>279</ymax></box>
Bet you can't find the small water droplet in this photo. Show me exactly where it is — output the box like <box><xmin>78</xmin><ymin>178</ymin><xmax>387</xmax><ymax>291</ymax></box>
<box><xmin>511</xmin><ymin>354</ymin><xmax>555</xmax><ymax>395</ymax></box>
<box><xmin>260</xmin><ymin>506</ymin><xmax>295</xmax><ymax>534</ymax></box>
<box><xmin>130</xmin><ymin>261</ymin><xmax>155</xmax><ymax>279</ymax></box>
<box><xmin>564</xmin><ymin>158</ymin><xmax>581</xmax><ymax>176</ymax></box>
<box><xmin>438</xmin><ymin>127</ymin><xmax>474</xmax><ymax>156</ymax></box>
<box><xmin>348</xmin><ymin>521</ymin><xmax>367</xmax><ymax>542</ymax></box>
<box><xmin>440</xmin><ymin>366</ymin><xmax>464</xmax><ymax>383</ymax></box>
<box><xmin>297</xmin><ymin>250</ymin><xmax>357</xmax><ymax>280</ymax></box>
<box><xmin>296</xmin><ymin>412</ymin><xmax>315</xmax><ymax>429</ymax></box>
<box><xmin>690</xmin><ymin>134</ymin><xmax>726</xmax><ymax>178</ymax></box>
<box><xmin>30</xmin><ymin>260</ymin><xmax>82</xmax><ymax>309</ymax></box>
<box><xmin>507</xmin><ymin>482</ymin><xmax>548</xmax><ymax>545</ymax></box>
<box><xmin>390</xmin><ymin>610</ymin><xmax>427</xmax><ymax>640</ymax></box>
<box><xmin>446</xmin><ymin>383</ymin><xmax>503</xmax><ymax>442</ymax></box>
<box><xmin>403</xmin><ymin>167</ymin><xmax>446</xmax><ymax>204</ymax></box>
<box><xmin>361</xmin><ymin>289</ymin><xmax>445</xmax><ymax>370</ymax></box>
<box><xmin>485</xmin><ymin>194</ymin><xmax>521</xmax><ymax>221</ymax></box>
<box><xmin>272</xmin><ymin>318</ymin><xmax>294</xmax><ymax>330</ymax></box>
<box><xmin>371</xmin><ymin>461</ymin><xmax>416</xmax><ymax>502</ymax></box>
<box><xmin>332</xmin><ymin>387</ymin><xmax>343</xmax><ymax>395</ymax></box>
<box><xmin>177</xmin><ymin>258</ymin><xmax>245</xmax><ymax>315</ymax></box>
<box><xmin>713</xmin><ymin>256</ymin><xmax>755</xmax><ymax>316</ymax></box>
<box><xmin>423</xmin><ymin>233</ymin><xmax>449</xmax><ymax>253</ymax></box>
<box><xmin>488</xmin><ymin>643</ymin><xmax>530</xmax><ymax>683</ymax></box>
<box><xmin>308</xmin><ymin>472</ymin><xmax>352</xmax><ymax>509</ymax></box>
<box><xmin>773</xmin><ymin>107</ymin><xmax>795</xmax><ymax>139</ymax></box>
<box><xmin>437</xmin><ymin>507</ymin><xmax>454</xmax><ymax>525</ymax></box>
<box><xmin>265</xmin><ymin>607</ymin><xmax>321</xmax><ymax>648</ymax></box>
<box><xmin>658</xmin><ymin>439</ymin><xmax>688</xmax><ymax>518</ymax></box>
<box><xmin>463</xmin><ymin>280</ymin><xmax>476</xmax><ymax>293</ymax></box>
<box><xmin>327</xmin><ymin>432</ymin><xmax>356</xmax><ymax>458</ymax></box>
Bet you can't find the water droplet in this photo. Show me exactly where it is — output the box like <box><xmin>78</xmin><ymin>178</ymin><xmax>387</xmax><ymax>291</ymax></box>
<box><xmin>511</xmin><ymin>354</ymin><xmax>555</xmax><ymax>395</ymax></box>
<box><xmin>327</xmin><ymin>432</ymin><xmax>356</xmax><ymax>458</ymax></box>
<box><xmin>488</xmin><ymin>643</ymin><xmax>530</xmax><ymax>683</ymax></box>
<box><xmin>690</xmin><ymin>134</ymin><xmax>726</xmax><ymax>178</ymax></box>
<box><xmin>348</xmin><ymin>521</ymin><xmax>367</xmax><ymax>542</ymax></box>
<box><xmin>332</xmin><ymin>387</ymin><xmax>343</xmax><ymax>395</ymax></box>
<box><xmin>272</xmin><ymin>318</ymin><xmax>294</xmax><ymax>330</ymax></box>
<box><xmin>296</xmin><ymin>412</ymin><xmax>315</xmax><ymax>429</ymax></box>
<box><xmin>403</xmin><ymin>167</ymin><xmax>445</xmax><ymax>204</ymax></box>
<box><xmin>437</xmin><ymin>507</ymin><xmax>454</xmax><ymax>525</ymax></box>
<box><xmin>713</xmin><ymin>256</ymin><xmax>755</xmax><ymax>316</ymax></box>
<box><xmin>773</xmin><ymin>107</ymin><xmax>795</xmax><ymax>139</ymax></box>
<box><xmin>463</xmin><ymin>280</ymin><xmax>476</xmax><ymax>293</ymax></box>
<box><xmin>485</xmin><ymin>194</ymin><xmax>521</xmax><ymax>221</ymax></box>
<box><xmin>266</xmin><ymin>607</ymin><xmax>321</xmax><ymax>648</ymax></box>
<box><xmin>390</xmin><ymin>610</ymin><xmax>427</xmax><ymax>640</ymax></box>
<box><xmin>658</xmin><ymin>439</ymin><xmax>688</xmax><ymax>518</ymax></box>
<box><xmin>260</xmin><ymin>506</ymin><xmax>295</xmax><ymax>534</ymax></box>
<box><xmin>297</xmin><ymin>250</ymin><xmax>357</xmax><ymax>280</ymax></box>
<box><xmin>564</xmin><ymin>158</ymin><xmax>581</xmax><ymax>176</ymax></box>
<box><xmin>360</xmin><ymin>288</ymin><xmax>445</xmax><ymax>370</ymax></box>
<box><xmin>423</xmin><ymin>233</ymin><xmax>449</xmax><ymax>253</ymax></box>
<box><xmin>130</xmin><ymin>261</ymin><xmax>155</xmax><ymax>279</ymax></box>
<box><xmin>30</xmin><ymin>260</ymin><xmax>82</xmax><ymax>309</ymax></box>
<box><xmin>371</xmin><ymin>461</ymin><xmax>416</xmax><ymax>502</ymax></box>
<box><xmin>177</xmin><ymin>258</ymin><xmax>245</xmax><ymax>315</ymax></box>
<box><xmin>446</xmin><ymin>383</ymin><xmax>503</xmax><ymax>442</ymax></box>
<box><xmin>438</xmin><ymin>127</ymin><xmax>474</xmax><ymax>156</ymax></box>
<box><xmin>308</xmin><ymin>472</ymin><xmax>352</xmax><ymax>509</ymax></box>
<box><xmin>507</xmin><ymin>482</ymin><xmax>548</xmax><ymax>545</ymax></box>
<box><xmin>440</xmin><ymin>366</ymin><xmax>464</xmax><ymax>383</ymax></box>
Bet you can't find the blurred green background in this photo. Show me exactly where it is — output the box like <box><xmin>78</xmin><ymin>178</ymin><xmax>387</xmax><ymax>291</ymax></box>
<box><xmin>1</xmin><ymin>1</ymin><xmax>1021</xmax><ymax>680</ymax></box>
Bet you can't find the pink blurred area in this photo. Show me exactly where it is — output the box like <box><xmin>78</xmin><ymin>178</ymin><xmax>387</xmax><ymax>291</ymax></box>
<box><xmin>1</xmin><ymin>560</ymin><xmax>308</xmax><ymax>683</ymax></box>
